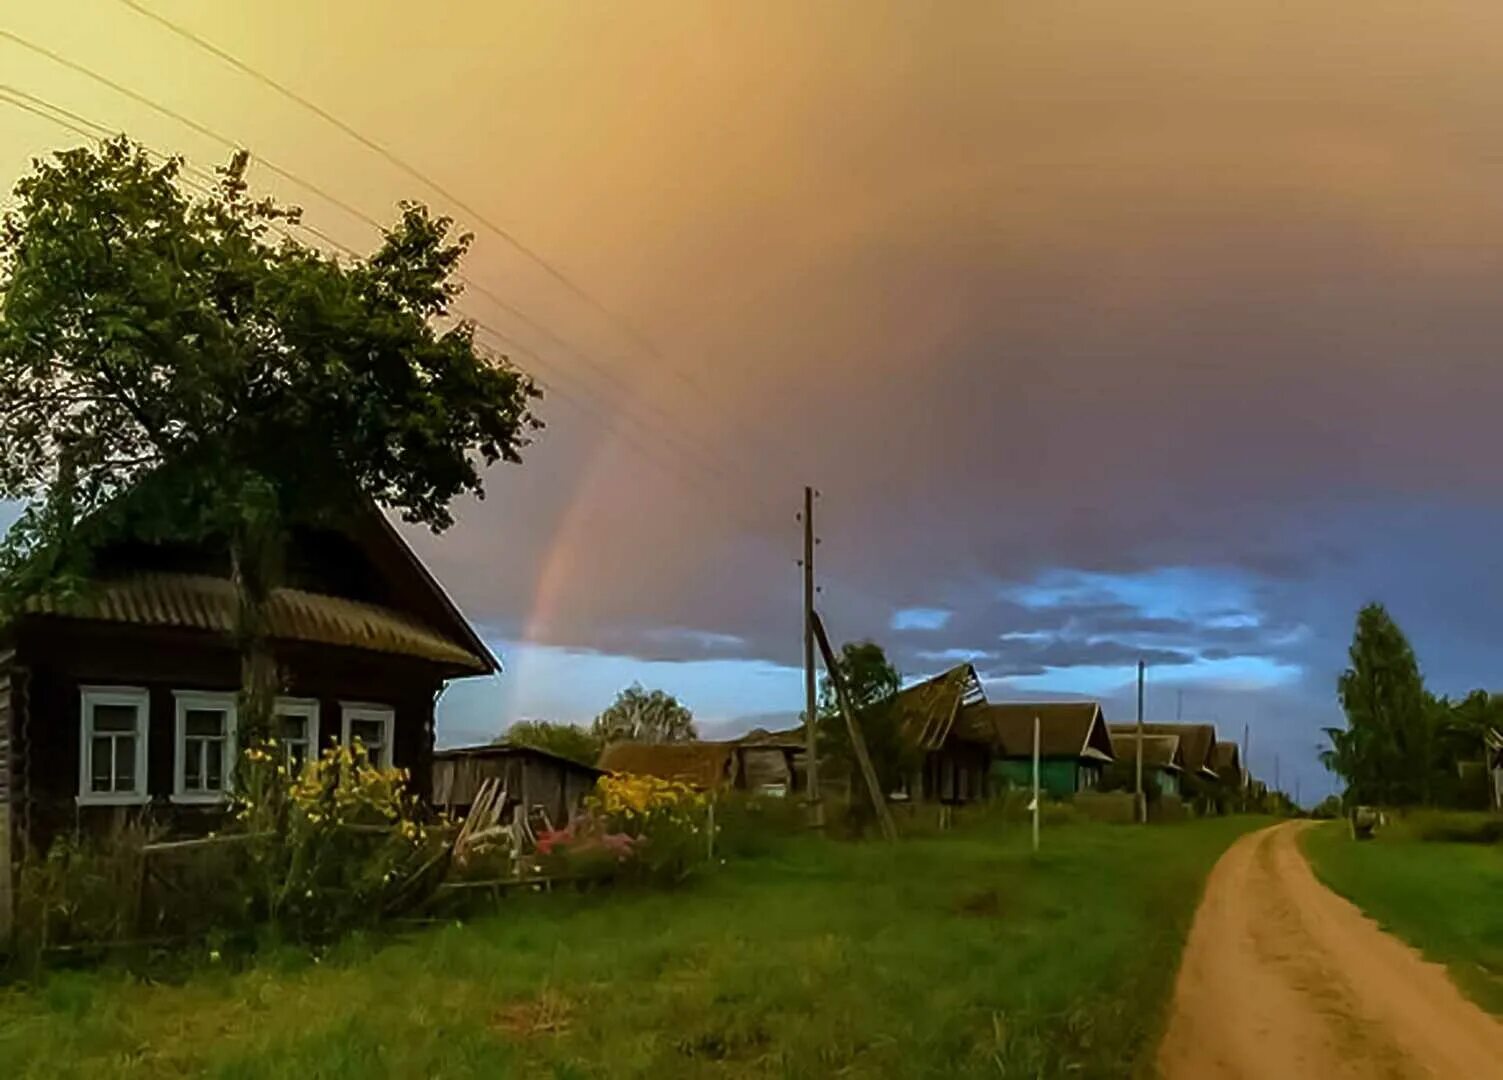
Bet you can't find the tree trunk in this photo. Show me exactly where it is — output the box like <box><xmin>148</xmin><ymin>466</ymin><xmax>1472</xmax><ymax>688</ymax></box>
<box><xmin>230</xmin><ymin>515</ymin><xmax>283</xmax><ymax>753</ymax></box>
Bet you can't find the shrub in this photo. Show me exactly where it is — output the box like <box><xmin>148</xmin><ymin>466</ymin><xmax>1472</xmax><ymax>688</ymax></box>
<box><xmin>13</xmin><ymin>818</ymin><xmax>156</xmax><ymax>963</ymax></box>
<box><xmin>542</xmin><ymin>774</ymin><xmax>711</xmax><ymax>885</ymax></box>
<box><xmin>1405</xmin><ymin>809</ymin><xmax>1503</xmax><ymax>845</ymax></box>
<box><xmin>234</xmin><ymin>740</ymin><xmax>450</xmax><ymax>942</ymax></box>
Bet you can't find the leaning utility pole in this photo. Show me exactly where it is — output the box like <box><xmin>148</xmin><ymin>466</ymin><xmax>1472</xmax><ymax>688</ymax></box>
<box><xmin>811</xmin><ymin>610</ymin><xmax>898</xmax><ymax>841</ymax></box>
<box><xmin>800</xmin><ymin>486</ymin><xmax>822</xmax><ymax>827</ymax></box>
<box><xmin>1135</xmin><ymin>660</ymin><xmax>1146</xmax><ymax>823</ymax></box>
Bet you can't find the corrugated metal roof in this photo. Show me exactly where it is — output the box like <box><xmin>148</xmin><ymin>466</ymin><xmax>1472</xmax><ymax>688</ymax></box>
<box><xmin>24</xmin><ymin>573</ymin><xmax>488</xmax><ymax>672</ymax></box>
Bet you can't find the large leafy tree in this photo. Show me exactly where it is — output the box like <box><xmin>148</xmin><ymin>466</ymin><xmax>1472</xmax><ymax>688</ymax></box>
<box><xmin>817</xmin><ymin>640</ymin><xmax>911</xmax><ymax>797</ymax></box>
<box><xmin>591</xmin><ymin>684</ymin><xmax>697</xmax><ymax>745</ymax></box>
<box><xmin>0</xmin><ymin>137</ymin><xmax>540</xmax><ymax>741</ymax></box>
<box><xmin>500</xmin><ymin>720</ymin><xmax>603</xmax><ymax>766</ymax></box>
<box><xmin>1324</xmin><ymin>603</ymin><xmax>1432</xmax><ymax>805</ymax></box>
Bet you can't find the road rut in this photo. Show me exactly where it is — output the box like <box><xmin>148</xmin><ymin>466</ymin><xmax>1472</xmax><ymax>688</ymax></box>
<box><xmin>1159</xmin><ymin>821</ymin><xmax>1503</xmax><ymax>1079</ymax></box>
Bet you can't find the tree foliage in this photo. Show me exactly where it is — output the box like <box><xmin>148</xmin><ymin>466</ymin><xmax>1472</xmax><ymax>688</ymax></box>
<box><xmin>0</xmin><ymin>136</ymin><xmax>540</xmax><ymax>741</ymax></box>
<box><xmin>816</xmin><ymin>639</ymin><xmax>912</xmax><ymax>796</ymax></box>
<box><xmin>1322</xmin><ymin>603</ymin><xmax>1499</xmax><ymax>807</ymax></box>
<box><xmin>501</xmin><ymin>720</ymin><xmax>604</xmax><ymax>766</ymax></box>
<box><xmin>592</xmin><ymin>684</ymin><xmax>697</xmax><ymax>745</ymax></box>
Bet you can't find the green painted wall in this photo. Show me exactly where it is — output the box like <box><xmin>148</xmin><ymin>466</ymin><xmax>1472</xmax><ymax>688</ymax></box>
<box><xmin>992</xmin><ymin>758</ymin><xmax>1081</xmax><ymax>798</ymax></box>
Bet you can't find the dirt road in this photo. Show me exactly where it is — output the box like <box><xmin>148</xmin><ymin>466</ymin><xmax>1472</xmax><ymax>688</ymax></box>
<box><xmin>1159</xmin><ymin>822</ymin><xmax>1503</xmax><ymax>1079</ymax></box>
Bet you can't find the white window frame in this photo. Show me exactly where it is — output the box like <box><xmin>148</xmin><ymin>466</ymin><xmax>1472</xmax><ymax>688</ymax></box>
<box><xmin>273</xmin><ymin>697</ymin><xmax>320</xmax><ymax>773</ymax></box>
<box><xmin>78</xmin><ymin>686</ymin><xmax>150</xmax><ymax>807</ymax></box>
<box><xmin>340</xmin><ymin>702</ymin><xmax>395</xmax><ymax>768</ymax></box>
<box><xmin>172</xmin><ymin>691</ymin><xmax>239</xmax><ymax>804</ymax></box>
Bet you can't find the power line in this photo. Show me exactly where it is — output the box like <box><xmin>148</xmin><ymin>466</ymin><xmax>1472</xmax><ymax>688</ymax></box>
<box><xmin>0</xmin><ymin>49</ymin><xmax>787</xmax><ymax>530</ymax></box>
<box><xmin>0</xmin><ymin>86</ymin><xmax>788</xmax><ymax>542</ymax></box>
<box><xmin>113</xmin><ymin>0</ymin><xmax>807</xmax><ymax>480</ymax></box>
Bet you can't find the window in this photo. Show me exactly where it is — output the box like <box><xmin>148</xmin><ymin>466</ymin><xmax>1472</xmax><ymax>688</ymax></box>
<box><xmin>78</xmin><ymin>687</ymin><xmax>149</xmax><ymax>806</ymax></box>
<box><xmin>340</xmin><ymin>703</ymin><xmax>394</xmax><ymax>768</ymax></box>
<box><xmin>273</xmin><ymin>698</ymin><xmax>320</xmax><ymax>774</ymax></box>
<box><xmin>173</xmin><ymin>692</ymin><xmax>238</xmax><ymax>803</ymax></box>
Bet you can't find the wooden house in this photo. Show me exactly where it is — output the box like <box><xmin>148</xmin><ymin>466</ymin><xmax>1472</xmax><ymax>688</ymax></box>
<box><xmin>963</xmin><ymin>701</ymin><xmax>1115</xmax><ymax>797</ymax></box>
<box><xmin>1101</xmin><ymin>731</ymin><xmax>1186</xmax><ymax>797</ymax></box>
<box><xmin>890</xmin><ymin>664</ymin><xmax>991</xmax><ymax>804</ymax></box>
<box><xmin>0</xmin><ymin>506</ymin><xmax>495</xmax><ymax>868</ymax></box>
<box><xmin>1127</xmin><ymin>723</ymin><xmax>1222</xmax><ymax>812</ymax></box>
<box><xmin>1129</xmin><ymin>724</ymin><xmax>1220</xmax><ymax>785</ymax></box>
<box><xmin>432</xmin><ymin>743</ymin><xmax>603</xmax><ymax>829</ymax></box>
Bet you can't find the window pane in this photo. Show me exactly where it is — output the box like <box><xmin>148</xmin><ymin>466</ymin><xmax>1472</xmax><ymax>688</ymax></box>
<box><xmin>91</xmin><ymin>736</ymin><xmax>113</xmax><ymax>791</ymax></box>
<box><xmin>114</xmin><ymin>736</ymin><xmax>135</xmax><ymax>790</ymax></box>
<box><xmin>350</xmin><ymin>719</ymin><xmax>385</xmax><ymax>747</ymax></box>
<box><xmin>277</xmin><ymin>714</ymin><xmax>307</xmax><ymax>741</ymax></box>
<box><xmin>186</xmin><ymin>709</ymin><xmax>226</xmax><ymax>737</ymax></box>
<box><xmin>288</xmin><ymin>743</ymin><xmax>308</xmax><ymax>773</ymax></box>
<box><xmin>206</xmin><ymin>741</ymin><xmax>224</xmax><ymax>790</ymax></box>
<box><xmin>185</xmin><ymin>741</ymin><xmax>202</xmax><ymax>789</ymax></box>
<box><xmin>93</xmin><ymin>704</ymin><xmax>137</xmax><ymax>733</ymax></box>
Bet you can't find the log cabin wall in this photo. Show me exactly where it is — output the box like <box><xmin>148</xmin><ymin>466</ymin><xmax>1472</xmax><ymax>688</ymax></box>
<box><xmin>13</xmin><ymin>619</ymin><xmax>445</xmax><ymax>850</ymax></box>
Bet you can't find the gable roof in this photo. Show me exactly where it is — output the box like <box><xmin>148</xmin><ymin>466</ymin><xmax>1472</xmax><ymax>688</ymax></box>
<box><xmin>960</xmin><ymin>701</ymin><xmax>1114</xmax><ymax>762</ymax></box>
<box><xmin>596</xmin><ymin>741</ymin><xmax>737</xmax><ymax>790</ymax></box>
<box><xmin>891</xmin><ymin>663</ymin><xmax>986</xmax><ymax>751</ymax></box>
<box><xmin>1211</xmin><ymin>741</ymin><xmax>1242</xmax><ymax>775</ymax></box>
<box><xmin>1108</xmin><ymin>732</ymin><xmax>1185</xmax><ymax>772</ymax></box>
<box><xmin>1112</xmin><ymin>724</ymin><xmax>1219</xmax><ymax>779</ymax></box>
<box><xmin>11</xmin><ymin>493</ymin><xmax>496</xmax><ymax>676</ymax></box>
<box><xmin>23</xmin><ymin>571</ymin><xmax>489</xmax><ymax>673</ymax></box>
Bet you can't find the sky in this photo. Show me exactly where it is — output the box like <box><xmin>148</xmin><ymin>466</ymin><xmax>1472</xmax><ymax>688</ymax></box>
<box><xmin>8</xmin><ymin>2</ymin><xmax>1503</xmax><ymax>802</ymax></box>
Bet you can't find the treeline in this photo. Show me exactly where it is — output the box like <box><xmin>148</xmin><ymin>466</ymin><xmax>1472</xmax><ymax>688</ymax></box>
<box><xmin>1322</xmin><ymin>603</ymin><xmax>1500</xmax><ymax>807</ymax></box>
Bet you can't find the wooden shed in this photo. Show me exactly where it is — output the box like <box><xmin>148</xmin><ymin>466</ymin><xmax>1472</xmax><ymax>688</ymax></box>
<box><xmin>964</xmin><ymin>701</ymin><xmax>1115</xmax><ymax>797</ymax></box>
<box><xmin>432</xmin><ymin>743</ymin><xmax>602</xmax><ymax>829</ymax></box>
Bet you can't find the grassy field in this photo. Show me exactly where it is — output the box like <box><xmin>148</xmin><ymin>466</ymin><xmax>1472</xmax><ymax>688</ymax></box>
<box><xmin>1302</xmin><ymin>820</ymin><xmax>1503</xmax><ymax>1014</ymax></box>
<box><xmin>1</xmin><ymin>816</ymin><xmax>1259</xmax><ymax>1079</ymax></box>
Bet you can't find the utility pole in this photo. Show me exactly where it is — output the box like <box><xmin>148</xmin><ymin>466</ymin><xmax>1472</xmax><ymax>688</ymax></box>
<box><xmin>1176</xmin><ymin>689</ymin><xmax>1183</xmax><ymax>722</ymax></box>
<box><xmin>811</xmin><ymin>611</ymin><xmax>897</xmax><ymax>841</ymax></box>
<box><xmin>1135</xmin><ymin>660</ymin><xmax>1146</xmax><ymax>823</ymax></box>
<box><xmin>1243</xmin><ymin>722</ymin><xmax>1251</xmax><ymax>808</ymax></box>
<box><xmin>1295</xmin><ymin>776</ymin><xmax>1301</xmax><ymax>810</ymax></box>
<box><xmin>1032</xmin><ymin>715</ymin><xmax>1041</xmax><ymax>853</ymax></box>
<box><xmin>800</xmin><ymin>486</ymin><xmax>822</xmax><ymax>828</ymax></box>
<box><xmin>1275</xmin><ymin>753</ymin><xmax>1281</xmax><ymax>812</ymax></box>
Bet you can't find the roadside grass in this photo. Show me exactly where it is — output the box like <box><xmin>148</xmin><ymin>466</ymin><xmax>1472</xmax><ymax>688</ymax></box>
<box><xmin>1</xmin><ymin>816</ymin><xmax>1258</xmax><ymax>1079</ymax></box>
<box><xmin>1302</xmin><ymin>821</ymin><xmax>1503</xmax><ymax>1014</ymax></box>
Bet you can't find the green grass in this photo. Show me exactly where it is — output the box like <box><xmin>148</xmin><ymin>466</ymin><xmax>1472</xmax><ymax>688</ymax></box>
<box><xmin>1302</xmin><ymin>820</ymin><xmax>1503</xmax><ymax>1014</ymax></box>
<box><xmin>1</xmin><ymin>817</ymin><xmax>1259</xmax><ymax>1079</ymax></box>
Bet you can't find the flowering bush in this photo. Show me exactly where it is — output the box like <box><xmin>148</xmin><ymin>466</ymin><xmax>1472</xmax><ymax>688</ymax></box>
<box><xmin>540</xmin><ymin>774</ymin><xmax>711</xmax><ymax>885</ymax></box>
<box><xmin>236</xmin><ymin>740</ymin><xmax>448</xmax><ymax>942</ymax></box>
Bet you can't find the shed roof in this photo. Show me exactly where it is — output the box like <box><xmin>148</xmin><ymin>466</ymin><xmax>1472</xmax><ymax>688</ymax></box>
<box><xmin>23</xmin><ymin>572</ymin><xmax>488</xmax><ymax>673</ymax></box>
<box><xmin>961</xmin><ymin>701</ymin><xmax>1115</xmax><ymax>762</ymax></box>
<box><xmin>1111</xmin><ymin>724</ymin><xmax>1219</xmax><ymax>779</ymax></box>
<box><xmin>433</xmin><ymin>741</ymin><xmax>604</xmax><ymax>775</ymax></box>
<box><xmin>596</xmin><ymin>741</ymin><xmax>736</xmax><ymax>790</ymax></box>
<box><xmin>892</xmin><ymin>663</ymin><xmax>986</xmax><ymax>751</ymax></box>
<box><xmin>1107</xmin><ymin>732</ymin><xmax>1184</xmax><ymax>771</ymax></box>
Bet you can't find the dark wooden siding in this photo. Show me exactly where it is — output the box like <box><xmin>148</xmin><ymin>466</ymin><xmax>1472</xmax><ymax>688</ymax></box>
<box><xmin>433</xmin><ymin>751</ymin><xmax>598</xmax><ymax>829</ymax></box>
<box><xmin>15</xmin><ymin>619</ymin><xmax>445</xmax><ymax>849</ymax></box>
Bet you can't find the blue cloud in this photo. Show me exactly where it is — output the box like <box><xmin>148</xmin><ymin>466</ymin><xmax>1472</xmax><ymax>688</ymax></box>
<box><xmin>891</xmin><ymin>607</ymin><xmax>953</xmax><ymax>631</ymax></box>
